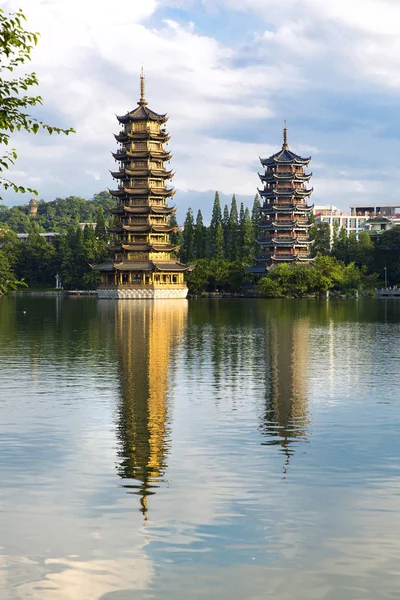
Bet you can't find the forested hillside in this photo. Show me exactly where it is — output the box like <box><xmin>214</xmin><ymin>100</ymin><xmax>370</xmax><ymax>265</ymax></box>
<box><xmin>0</xmin><ymin>191</ymin><xmax>114</xmax><ymax>233</ymax></box>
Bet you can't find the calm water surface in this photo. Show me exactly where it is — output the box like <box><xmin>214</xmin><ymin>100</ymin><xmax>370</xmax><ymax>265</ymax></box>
<box><xmin>1</xmin><ymin>297</ymin><xmax>400</xmax><ymax>599</ymax></box>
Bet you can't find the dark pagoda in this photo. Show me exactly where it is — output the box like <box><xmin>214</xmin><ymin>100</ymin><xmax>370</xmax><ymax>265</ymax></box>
<box><xmin>250</xmin><ymin>124</ymin><xmax>314</xmax><ymax>274</ymax></box>
<box><xmin>95</xmin><ymin>70</ymin><xmax>190</xmax><ymax>299</ymax></box>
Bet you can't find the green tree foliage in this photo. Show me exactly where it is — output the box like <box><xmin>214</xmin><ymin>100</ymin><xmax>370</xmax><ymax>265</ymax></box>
<box><xmin>185</xmin><ymin>258</ymin><xmax>250</xmax><ymax>294</ymax></box>
<box><xmin>251</xmin><ymin>194</ymin><xmax>261</xmax><ymax>226</ymax></box>
<box><xmin>222</xmin><ymin>203</ymin><xmax>229</xmax><ymax>256</ymax></box>
<box><xmin>94</xmin><ymin>206</ymin><xmax>107</xmax><ymax>240</ymax></box>
<box><xmin>15</xmin><ymin>230</ymin><xmax>56</xmax><ymax>286</ymax></box>
<box><xmin>194</xmin><ymin>209</ymin><xmax>206</xmax><ymax>258</ymax></box>
<box><xmin>373</xmin><ymin>226</ymin><xmax>400</xmax><ymax>285</ymax></box>
<box><xmin>169</xmin><ymin>213</ymin><xmax>183</xmax><ymax>248</ymax></box>
<box><xmin>227</xmin><ymin>194</ymin><xmax>239</xmax><ymax>261</ymax></box>
<box><xmin>181</xmin><ymin>208</ymin><xmax>195</xmax><ymax>263</ymax></box>
<box><xmin>214</xmin><ymin>223</ymin><xmax>225</xmax><ymax>260</ymax></box>
<box><xmin>332</xmin><ymin>227</ymin><xmax>349</xmax><ymax>263</ymax></box>
<box><xmin>0</xmin><ymin>8</ymin><xmax>74</xmax><ymax>197</ymax></box>
<box><xmin>0</xmin><ymin>249</ymin><xmax>25</xmax><ymax>293</ymax></box>
<box><xmin>258</xmin><ymin>254</ymin><xmax>377</xmax><ymax>298</ymax></box>
<box><xmin>310</xmin><ymin>222</ymin><xmax>331</xmax><ymax>256</ymax></box>
<box><xmin>0</xmin><ymin>191</ymin><xmax>114</xmax><ymax>233</ymax></box>
<box><xmin>240</xmin><ymin>207</ymin><xmax>255</xmax><ymax>264</ymax></box>
<box><xmin>208</xmin><ymin>192</ymin><xmax>222</xmax><ymax>258</ymax></box>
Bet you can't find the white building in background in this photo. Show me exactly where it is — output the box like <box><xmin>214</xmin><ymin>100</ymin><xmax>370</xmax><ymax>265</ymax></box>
<box><xmin>349</xmin><ymin>203</ymin><xmax>400</xmax><ymax>216</ymax></box>
<box><xmin>314</xmin><ymin>203</ymin><xmax>400</xmax><ymax>246</ymax></box>
<box><xmin>16</xmin><ymin>232</ymin><xmax>61</xmax><ymax>244</ymax></box>
<box><xmin>314</xmin><ymin>206</ymin><xmax>368</xmax><ymax>242</ymax></box>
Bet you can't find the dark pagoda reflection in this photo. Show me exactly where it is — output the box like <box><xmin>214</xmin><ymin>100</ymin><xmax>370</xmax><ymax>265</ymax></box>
<box><xmin>100</xmin><ymin>300</ymin><xmax>187</xmax><ymax>518</ymax></box>
<box><xmin>260</xmin><ymin>312</ymin><xmax>311</xmax><ymax>471</ymax></box>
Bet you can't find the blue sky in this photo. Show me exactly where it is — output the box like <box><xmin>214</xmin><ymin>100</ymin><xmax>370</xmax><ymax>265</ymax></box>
<box><xmin>3</xmin><ymin>0</ymin><xmax>400</xmax><ymax>221</ymax></box>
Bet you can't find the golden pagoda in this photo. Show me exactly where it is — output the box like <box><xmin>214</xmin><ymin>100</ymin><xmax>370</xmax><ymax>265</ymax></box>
<box><xmin>95</xmin><ymin>70</ymin><xmax>190</xmax><ymax>299</ymax></box>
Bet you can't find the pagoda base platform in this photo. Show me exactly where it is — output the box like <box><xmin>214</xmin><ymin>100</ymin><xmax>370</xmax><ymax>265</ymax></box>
<box><xmin>97</xmin><ymin>285</ymin><xmax>188</xmax><ymax>300</ymax></box>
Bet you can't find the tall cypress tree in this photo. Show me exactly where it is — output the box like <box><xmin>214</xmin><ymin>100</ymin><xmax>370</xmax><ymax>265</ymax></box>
<box><xmin>227</xmin><ymin>194</ymin><xmax>239</xmax><ymax>261</ymax></box>
<box><xmin>251</xmin><ymin>194</ymin><xmax>261</xmax><ymax>227</ymax></box>
<box><xmin>239</xmin><ymin>201</ymin><xmax>245</xmax><ymax>257</ymax></box>
<box><xmin>194</xmin><ymin>209</ymin><xmax>206</xmax><ymax>258</ymax></box>
<box><xmin>94</xmin><ymin>206</ymin><xmax>107</xmax><ymax>240</ymax></box>
<box><xmin>169</xmin><ymin>213</ymin><xmax>183</xmax><ymax>248</ymax></box>
<box><xmin>222</xmin><ymin>204</ymin><xmax>229</xmax><ymax>257</ymax></box>
<box><xmin>181</xmin><ymin>208</ymin><xmax>195</xmax><ymax>263</ymax></box>
<box><xmin>241</xmin><ymin>207</ymin><xmax>255</xmax><ymax>264</ymax></box>
<box><xmin>208</xmin><ymin>191</ymin><xmax>222</xmax><ymax>258</ymax></box>
<box><xmin>215</xmin><ymin>223</ymin><xmax>224</xmax><ymax>261</ymax></box>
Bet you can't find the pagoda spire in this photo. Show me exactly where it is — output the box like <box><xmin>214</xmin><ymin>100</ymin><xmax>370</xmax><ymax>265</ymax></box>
<box><xmin>139</xmin><ymin>67</ymin><xmax>147</xmax><ymax>106</ymax></box>
<box><xmin>282</xmin><ymin>120</ymin><xmax>288</xmax><ymax>150</ymax></box>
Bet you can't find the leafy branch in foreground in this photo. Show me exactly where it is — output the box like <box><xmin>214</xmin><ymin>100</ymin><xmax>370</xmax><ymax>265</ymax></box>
<box><xmin>0</xmin><ymin>7</ymin><xmax>75</xmax><ymax>197</ymax></box>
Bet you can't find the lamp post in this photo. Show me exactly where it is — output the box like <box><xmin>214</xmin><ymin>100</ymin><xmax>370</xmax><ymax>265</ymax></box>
<box><xmin>384</xmin><ymin>267</ymin><xmax>387</xmax><ymax>289</ymax></box>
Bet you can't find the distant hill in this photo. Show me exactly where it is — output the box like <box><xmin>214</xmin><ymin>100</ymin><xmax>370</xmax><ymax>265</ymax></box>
<box><xmin>0</xmin><ymin>191</ymin><xmax>114</xmax><ymax>233</ymax></box>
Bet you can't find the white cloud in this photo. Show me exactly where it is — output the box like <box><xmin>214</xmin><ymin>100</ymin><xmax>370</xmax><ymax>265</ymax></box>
<box><xmin>2</xmin><ymin>0</ymin><xmax>400</xmax><ymax>214</ymax></box>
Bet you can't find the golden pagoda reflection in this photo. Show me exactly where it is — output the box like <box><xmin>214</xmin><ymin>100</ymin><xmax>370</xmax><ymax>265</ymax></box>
<box><xmin>101</xmin><ymin>300</ymin><xmax>187</xmax><ymax>518</ymax></box>
<box><xmin>261</xmin><ymin>315</ymin><xmax>311</xmax><ymax>471</ymax></box>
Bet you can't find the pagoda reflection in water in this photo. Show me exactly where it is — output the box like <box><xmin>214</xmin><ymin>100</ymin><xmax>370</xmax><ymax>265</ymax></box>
<box><xmin>101</xmin><ymin>300</ymin><xmax>187</xmax><ymax>517</ymax></box>
<box><xmin>260</xmin><ymin>314</ymin><xmax>311</xmax><ymax>469</ymax></box>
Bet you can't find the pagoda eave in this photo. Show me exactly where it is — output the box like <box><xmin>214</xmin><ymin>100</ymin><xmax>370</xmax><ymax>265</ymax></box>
<box><xmin>123</xmin><ymin>187</ymin><xmax>175</xmax><ymax>197</ymax></box>
<box><xmin>126</xmin><ymin>150</ymin><xmax>172</xmax><ymax>161</ymax></box>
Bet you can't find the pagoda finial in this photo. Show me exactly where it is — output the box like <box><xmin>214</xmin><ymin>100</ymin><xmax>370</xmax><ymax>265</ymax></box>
<box><xmin>139</xmin><ymin>67</ymin><xmax>147</xmax><ymax>105</ymax></box>
<box><xmin>282</xmin><ymin>120</ymin><xmax>288</xmax><ymax>150</ymax></box>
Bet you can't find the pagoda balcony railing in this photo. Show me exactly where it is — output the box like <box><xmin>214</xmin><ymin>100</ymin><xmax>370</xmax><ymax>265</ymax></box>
<box><xmin>98</xmin><ymin>282</ymin><xmax>187</xmax><ymax>290</ymax></box>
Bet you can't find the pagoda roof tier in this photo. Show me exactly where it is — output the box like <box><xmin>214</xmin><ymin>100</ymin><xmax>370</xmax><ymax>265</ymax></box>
<box><xmin>259</xmin><ymin>220</ymin><xmax>312</xmax><ymax>229</ymax></box>
<box><xmin>122</xmin><ymin>225</ymin><xmax>150</xmax><ymax>233</ymax></box>
<box><xmin>125</xmin><ymin>169</ymin><xmax>173</xmax><ymax>178</ymax></box>
<box><xmin>120</xmin><ymin>224</ymin><xmax>178</xmax><ymax>233</ymax></box>
<box><xmin>109</xmin><ymin>187</ymin><xmax>175</xmax><ymax>198</ymax></box>
<box><xmin>112</xmin><ymin>151</ymin><xmax>129</xmax><ymax>162</ymax></box>
<box><xmin>260</xmin><ymin>148</ymin><xmax>311</xmax><ymax>167</ymax></box>
<box><xmin>270</xmin><ymin>255</ymin><xmax>300</xmax><ymax>262</ymax></box>
<box><xmin>126</xmin><ymin>150</ymin><xmax>172</xmax><ymax>161</ymax></box>
<box><xmin>125</xmin><ymin>187</ymin><xmax>175</xmax><ymax>197</ymax></box>
<box><xmin>297</xmin><ymin>256</ymin><xmax>314</xmax><ymax>262</ymax></box>
<box><xmin>122</xmin><ymin>205</ymin><xmax>176</xmax><ymax>215</ymax></box>
<box><xmin>111</xmin><ymin>150</ymin><xmax>172</xmax><ymax>161</ymax></box>
<box><xmin>259</xmin><ymin>172</ymin><xmax>312</xmax><ymax>183</ymax></box>
<box><xmin>117</xmin><ymin>105</ymin><xmax>167</xmax><ymax>125</ymax></box>
<box><xmin>94</xmin><ymin>261</ymin><xmax>191</xmax><ymax>273</ymax></box>
<box><xmin>260</xmin><ymin>203</ymin><xmax>314</xmax><ymax>213</ymax></box>
<box><xmin>110</xmin><ymin>169</ymin><xmax>174</xmax><ymax>179</ymax></box>
<box><xmin>108</xmin><ymin>225</ymin><xmax>123</xmax><ymax>233</ymax></box>
<box><xmin>247</xmin><ymin>264</ymin><xmax>268</xmax><ymax>274</ymax></box>
<box><xmin>259</xmin><ymin>187</ymin><xmax>313</xmax><ymax>199</ymax></box>
<box><xmin>122</xmin><ymin>243</ymin><xmax>180</xmax><ymax>252</ymax></box>
<box><xmin>259</xmin><ymin>237</ymin><xmax>311</xmax><ymax>247</ymax></box>
<box><xmin>114</xmin><ymin>131</ymin><xmax>170</xmax><ymax>143</ymax></box>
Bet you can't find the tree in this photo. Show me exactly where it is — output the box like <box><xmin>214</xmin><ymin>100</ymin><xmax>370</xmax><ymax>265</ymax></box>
<box><xmin>0</xmin><ymin>249</ymin><xmax>25</xmax><ymax>293</ymax></box>
<box><xmin>227</xmin><ymin>194</ymin><xmax>239</xmax><ymax>261</ymax></box>
<box><xmin>94</xmin><ymin>206</ymin><xmax>107</xmax><ymax>240</ymax></box>
<box><xmin>222</xmin><ymin>203</ymin><xmax>229</xmax><ymax>256</ymax></box>
<box><xmin>0</xmin><ymin>8</ymin><xmax>74</xmax><ymax>197</ymax></box>
<box><xmin>194</xmin><ymin>209</ymin><xmax>206</xmax><ymax>258</ymax></box>
<box><xmin>240</xmin><ymin>207</ymin><xmax>255</xmax><ymax>263</ymax></box>
<box><xmin>14</xmin><ymin>230</ymin><xmax>56</xmax><ymax>286</ymax></box>
<box><xmin>169</xmin><ymin>213</ymin><xmax>183</xmax><ymax>248</ymax></box>
<box><xmin>208</xmin><ymin>192</ymin><xmax>222</xmax><ymax>258</ymax></box>
<box><xmin>251</xmin><ymin>194</ymin><xmax>261</xmax><ymax>227</ymax></box>
<box><xmin>332</xmin><ymin>227</ymin><xmax>348</xmax><ymax>263</ymax></box>
<box><xmin>310</xmin><ymin>222</ymin><xmax>331</xmax><ymax>257</ymax></box>
<box><xmin>181</xmin><ymin>208</ymin><xmax>195</xmax><ymax>263</ymax></box>
<box><xmin>214</xmin><ymin>223</ymin><xmax>225</xmax><ymax>261</ymax></box>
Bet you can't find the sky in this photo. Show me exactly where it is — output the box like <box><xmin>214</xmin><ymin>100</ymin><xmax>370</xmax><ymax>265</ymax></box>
<box><xmin>3</xmin><ymin>0</ymin><xmax>400</xmax><ymax>220</ymax></box>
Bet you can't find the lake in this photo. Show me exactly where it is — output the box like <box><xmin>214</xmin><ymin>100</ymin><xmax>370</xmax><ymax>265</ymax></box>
<box><xmin>1</xmin><ymin>296</ymin><xmax>400</xmax><ymax>600</ymax></box>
